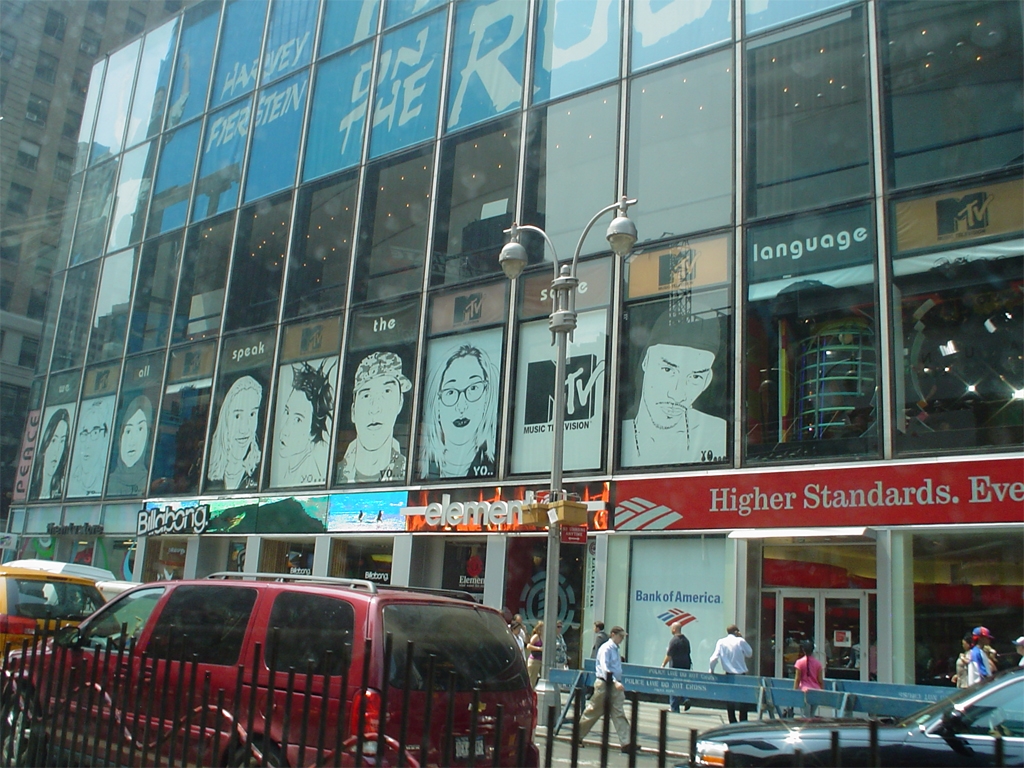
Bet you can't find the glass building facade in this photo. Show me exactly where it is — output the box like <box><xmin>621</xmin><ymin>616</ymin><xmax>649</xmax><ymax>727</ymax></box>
<box><xmin>8</xmin><ymin>0</ymin><xmax>1023</xmax><ymax>685</ymax></box>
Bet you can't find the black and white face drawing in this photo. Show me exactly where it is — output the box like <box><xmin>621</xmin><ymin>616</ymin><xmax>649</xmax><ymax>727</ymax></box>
<box><xmin>621</xmin><ymin>313</ymin><xmax>726</xmax><ymax>467</ymax></box>
<box><xmin>30</xmin><ymin>405</ymin><xmax>74</xmax><ymax>501</ymax></box>
<box><xmin>419</xmin><ymin>329</ymin><xmax>502</xmax><ymax>480</ymax></box>
<box><xmin>67</xmin><ymin>396</ymin><xmax>115</xmax><ymax>497</ymax></box>
<box><xmin>271</xmin><ymin>358</ymin><xmax>336</xmax><ymax>487</ymax></box>
<box><xmin>106</xmin><ymin>395</ymin><xmax>154</xmax><ymax>497</ymax></box>
<box><xmin>207</xmin><ymin>375</ymin><xmax>264</xmax><ymax>490</ymax></box>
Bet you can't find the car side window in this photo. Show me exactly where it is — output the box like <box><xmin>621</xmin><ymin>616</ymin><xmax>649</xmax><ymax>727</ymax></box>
<box><xmin>960</xmin><ymin>680</ymin><xmax>1024</xmax><ymax>739</ymax></box>
<box><xmin>147</xmin><ymin>585</ymin><xmax>257</xmax><ymax>666</ymax></box>
<box><xmin>81</xmin><ymin>587</ymin><xmax>165</xmax><ymax>650</ymax></box>
<box><xmin>265</xmin><ymin>592</ymin><xmax>355</xmax><ymax>676</ymax></box>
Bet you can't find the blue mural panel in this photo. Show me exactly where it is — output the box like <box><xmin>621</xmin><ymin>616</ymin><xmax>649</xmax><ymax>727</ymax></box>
<box><xmin>746</xmin><ymin>0</ymin><xmax>854</xmax><ymax>35</ymax></box>
<box><xmin>149</xmin><ymin>121</ymin><xmax>201</xmax><ymax>234</ymax></box>
<box><xmin>327</xmin><ymin>490</ymin><xmax>408</xmax><ymax>531</ymax></box>
<box><xmin>631</xmin><ymin>0</ymin><xmax>731</xmax><ymax>72</ymax></box>
<box><xmin>194</xmin><ymin>97</ymin><xmax>253</xmax><ymax>221</ymax></box>
<box><xmin>168</xmin><ymin>1</ymin><xmax>220</xmax><ymax>127</ymax></box>
<box><xmin>368</xmin><ymin>11</ymin><xmax>447</xmax><ymax>159</ymax></box>
<box><xmin>320</xmin><ymin>0</ymin><xmax>379</xmax><ymax>57</ymax></box>
<box><xmin>384</xmin><ymin>0</ymin><xmax>447</xmax><ymax>28</ymax></box>
<box><xmin>304</xmin><ymin>44</ymin><xmax>374</xmax><ymax>181</ymax></box>
<box><xmin>447</xmin><ymin>0</ymin><xmax>527</xmax><ymax>131</ymax></box>
<box><xmin>212</xmin><ymin>0</ymin><xmax>269</xmax><ymax>108</ymax></box>
<box><xmin>262</xmin><ymin>0</ymin><xmax>318</xmax><ymax>84</ymax></box>
<box><xmin>533</xmin><ymin>0</ymin><xmax>620</xmax><ymax>104</ymax></box>
<box><xmin>245</xmin><ymin>72</ymin><xmax>309</xmax><ymax>203</ymax></box>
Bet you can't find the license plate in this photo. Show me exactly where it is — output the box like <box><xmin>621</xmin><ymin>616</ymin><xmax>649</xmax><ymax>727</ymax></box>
<box><xmin>454</xmin><ymin>736</ymin><xmax>486</xmax><ymax>760</ymax></box>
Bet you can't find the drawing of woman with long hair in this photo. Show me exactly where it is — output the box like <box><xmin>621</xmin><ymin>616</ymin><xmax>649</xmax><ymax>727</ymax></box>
<box><xmin>207</xmin><ymin>375</ymin><xmax>263</xmax><ymax>490</ymax></box>
<box><xmin>31</xmin><ymin>408</ymin><xmax>71</xmax><ymax>500</ymax></box>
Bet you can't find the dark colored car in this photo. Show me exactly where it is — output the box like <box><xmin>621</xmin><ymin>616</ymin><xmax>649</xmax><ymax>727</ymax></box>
<box><xmin>1</xmin><ymin>573</ymin><xmax>538</xmax><ymax>766</ymax></box>
<box><xmin>693</xmin><ymin>669</ymin><xmax>1024</xmax><ymax>767</ymax></box>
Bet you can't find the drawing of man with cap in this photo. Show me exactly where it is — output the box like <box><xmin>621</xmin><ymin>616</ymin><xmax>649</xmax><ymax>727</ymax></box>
<box><xmin>337</xmin><ymin>352</ymin><xmax>411</xmax><ymax>483</ymax></box>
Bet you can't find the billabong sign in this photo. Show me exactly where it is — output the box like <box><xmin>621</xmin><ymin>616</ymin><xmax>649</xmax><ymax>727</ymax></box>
<box><xmin>137</xmin><ymin>504</ymin><xmax>210</xmax><ymax>536</ymax></box>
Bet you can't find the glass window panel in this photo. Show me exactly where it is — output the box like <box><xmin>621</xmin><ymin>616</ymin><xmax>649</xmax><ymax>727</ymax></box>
<box><xmin>71</xmin><ymin>159</ymin><xmax>119</xmax><ymax>265</ymax></box>
<box><xmin>744</xmin><ymin>205</ymin><xmax>879</xmax><ymax>463</ymax></box>
<box><xmin>533</xmin><ymin>0</ymin><xmax>620</xmax><ymax>104</ymax></box>
<box><xmin>746</xmin><ymin>8</ymin><xmax>872</xmax><ymax>219</ymax></box>
<box><xmin>66</xmin><ymin>390</ymin><xmax>117</xmax><ymax>499</ymax></box>
<box><xmin>334</xmin><ymin>299</ymin><xmax>419</xmax><ymax>485</ymax></box>
<box><xmin>522</xmin><ymin>86</ymin><xmax>618</xmax><ymax>265</ymax></box>
<box><xmin>148</xmin><ymin>121</ymin><xmax>201</xmax><ymax>235</ymax></box>
<box><xmin>87</xmin><ymin>248</ymin><xmax>137</xmax><ymax>364</ymax></box>
<box><xmin>52</xmin><ymin>263</ymin><xmax>101</xmax><ymax>371</ymax></box>
<box><xmin>90</xmin><ymin>40</ymin><xmax>142</xmax><ymax>166</ymax></box>
<box><xmin>353</xmin><ymin>148</ymin><xmax>433</xmax><ymax>302</ymax></box>
<box><xmin>368</xmin><ymin>10</ymin><xmax>447</xmax><ymax>158</ymax></box>
<box><xmin>628</xmin><ymin>51</ymin><xmax>733</xmax><ymax>245</ymax></box>
<box><xmin>285</xmin><ymin>173</ymin><xmax>357</xmax><ymax>318</ymax></box>
<box><xmin>76</xmin><ymin>58</ymin><xmax>106</xmax><ymax>171</ymax></box>
<box><xmin>126</xmin><ymin>17</ymin><xmax>180</xmax><ymax>147</ymax></box>
<box><xmin>747</xmin><ymin>0</ymin><xmax>854</xmax><ymax>36</ymax></box>
<box><xmin>106</xmin><ymin>352</ymin><xmax>164</xmax><ymax>497</ymax></box>
<box><xmin>447</xmin><ymin>0</ymin><xmax>526</xmax><ymax>132</ymax></box>
<box><xmin>244</xmin><ymin>71</ymin><xmax>308</xmax><ymax>203</ymax></box>
<box><xmin>261</xmin><ymin>0</ymin><xmax>317</xmax><ymax>85</ymax></box>
<box><xmin>631</xmin><ymin>0</ymin><xmax>730</xmax><ymax>72</ymax></box>
<box><xmin>107</xmin><ymin>142</ymin><xmax>156</xmax><ymax>252</ymax></box>
<box><xmin>31</xmin><ymin>401</ymin><xmax>77</xmax><ymax>501</ymax></box>
<box><xmin>224</xmin><ymin>194</ymin><xmax>291</xmax><ymax>331</ymax></box>
<box><xmin>880</xmin><ymin>0</ymin><xmax>1024</xmax><ymax>190</ymax></box>
<box><xmin>211</xmin><ymin>0</ymin><xmax>269</xmax><ymax>109</ymax></box>
<box><xmin>195</xmin><ymin>97</ymin><xmax>252</xmax><ymax>221</ymax></box>
<box><xmin>167</xmin><ymin>1</ymin><xmax>221</xmax><ymax>128</ymax></box>
<box><xmin>384</xmin><ymin>0</ymin><xmax>445</xmax><ymax>29</ymax></box>
<box><xmin>150</xmin><ymin>341</ymin><xmax>215</xmax><ymax>495</ymax></box>
<box><xmin>35</xmin><ymin>275</ymin><xmax>64</xmax><ymax>376</ymax></box>
<box><xmin>304</xmin><ymin>44</ymin><xmax>373</xmax><ymax>181</ymax></box>
<box><xmin>206</xmin><ymin>330</ymin><xmax>276</xmax><ymax>491</ymax></box>
<box><xmin>128</xmin><ymin>231</ymin><xmax>184</xmax><ymax>354</ymax></box>
<box><xmin>320</xmin><ymin>0</ymin><xmax>379</xmax><ymax>57</ymax></box>
<box><xmin>431</xmin><ymin>118</ymin><xmax>519</xmax><ymax>286</ymax></box>
<box><xmin>620</xmin><ymin>235</ymin><xmax>733</xmax><ymax>469</ymax></box>
<box><xmin>54</xmin><ymin>173</ymin><xmax>85</xmax><ymax>274</ymax></box>
<box><xmin>172</xmin><ymin>213</ymin><xmax>233</xmax><ymax>344</ymax></box>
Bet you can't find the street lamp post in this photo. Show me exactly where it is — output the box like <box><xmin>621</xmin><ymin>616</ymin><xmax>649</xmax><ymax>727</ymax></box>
<box><xmin>498</xmin><ymin>196</ymin><xmax>638</xmax><ymax>713</ymax></box>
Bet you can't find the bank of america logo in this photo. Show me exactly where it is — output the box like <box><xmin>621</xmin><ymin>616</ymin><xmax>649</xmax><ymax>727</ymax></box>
<box><xmin>615</xmin><ymin>496</ymin><xmax>683</xmax><ymax>530</ymax></box>
<box><xmin>658</xmin><ymin>609</ymin><xmax>697</xmax><ymax>628</ymax></box>
<box><xmin>936</xmin><ymin>192</ymin><xmax>991</xmax><ymax>237</ymax></box>
<box><xmin>523</xmin><ymin>355</ymin><xmax>600</xmax><ymax>424</ymax></box>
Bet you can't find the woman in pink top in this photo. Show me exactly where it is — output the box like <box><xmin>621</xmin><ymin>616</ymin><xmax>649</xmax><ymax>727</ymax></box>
<box><xmin>793</xmin><ymin>640</ymin><xmax>824</xmax><ymax>716</ymax></box>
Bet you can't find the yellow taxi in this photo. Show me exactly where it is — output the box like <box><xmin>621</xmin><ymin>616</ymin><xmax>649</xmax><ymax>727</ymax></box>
<box><xmin>0</xmin><ymin>564</ymin><xmax>106</xmax><ymax>661</ymax></box>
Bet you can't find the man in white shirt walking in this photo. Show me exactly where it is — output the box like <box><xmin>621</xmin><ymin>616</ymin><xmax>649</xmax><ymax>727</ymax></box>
<box><xmin>577</xmin><ymin>626</ymin><xmax>633</xmax><ymax>754</ymax></box>
<box><xmin>710</xmin><ymin>624</ymin><xmax>753</xmax><ymax>723</ymax></box>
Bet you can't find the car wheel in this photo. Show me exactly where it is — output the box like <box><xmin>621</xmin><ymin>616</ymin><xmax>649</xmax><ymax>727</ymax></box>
<box><xmin>228</xmin><ymin>737</ymin><xmax>287</xmax><ymax>767</ymax></box>
<box><xmin>0</xmin><ymin>687</ymin><xmax>46</xmax><ymax>766</ymax></box>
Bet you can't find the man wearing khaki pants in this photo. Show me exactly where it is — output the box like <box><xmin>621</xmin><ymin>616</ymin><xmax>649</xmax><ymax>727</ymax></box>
<box><xmin>577</xmin><ymin>626</ymin><xmax>633</xmax><ymax>754</ymax></box>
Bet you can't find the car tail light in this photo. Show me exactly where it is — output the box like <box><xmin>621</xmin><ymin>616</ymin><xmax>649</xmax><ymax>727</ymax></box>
<box><xmin>0</xmin><ymin>614</ymin><xmax>37</xmax><ymax>636</ymax></box>
<box><xmin>349</xmin><ymin>688</ymin><xmax>382</xmax><ymax>740</ymax></box>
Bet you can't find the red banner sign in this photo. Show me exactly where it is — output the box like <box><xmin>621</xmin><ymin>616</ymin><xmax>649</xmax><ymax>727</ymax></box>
<box><xmin>614</xmin><ymin>457</ymin><xmax>1023</xmax><ymax>531</ymax></box>
<box><xmin>561</xmin><ymin>524</ymin><xmax>588</xmax><ymax>544</ymax></box>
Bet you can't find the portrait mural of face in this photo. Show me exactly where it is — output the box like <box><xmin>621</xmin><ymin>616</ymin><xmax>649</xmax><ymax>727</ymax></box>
<box><xmin>31</xmin><ymin>405</ymin><xmax>74</xmax><ymax>501</ymax></box>
<box><xmin>207</xmin><ymin>374</ymin><xmax>264</xmax><ymax>491</ymax></box>
<box><xmin>336</xmin><ymin>351</ymin><xmax>411</xmax><ymax>484</ymax></box>
<box><xmin>419</xmin><ymin>328</ymin><xmax>502</xmax><ymax>480</ymax></box>
<box><xmin>66</xmin><ymin>396</ymin><xmax>116</xmax><ymax>497</ymax></box>
<box><xmin>621</xmin><ymin>309</ymin><xmax>727</xmax><ymax>468</ymax></box>
<box><xmin>107</xmin><ymin>395</ymin><xmax>155</xmax><ymax>497</ymax></box>
<box><xmin>271</xmin><ymin>358</ymin><xmax>337</xmax><ymax>488</ymax></box>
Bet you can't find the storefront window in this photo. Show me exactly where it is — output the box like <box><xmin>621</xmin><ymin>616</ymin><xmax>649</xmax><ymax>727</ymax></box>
<box><xmin>284</xmin><ymin>173</ymin><xmax>357</xmax><ymax>319</ymax></box>
<box><xmin>106</xmin><ymin>352</ymin><xmax>163</xmax><ymax>498</ymax></box>
<box><xmin>147</xmin><ymin>121</ymin><xmax>202</xmax><ymax>235</ymax></box>
<box><xmin>522</xmin><ymin>86</ymin><xmax>618</xmax><ymax>264</ymax></box>
<box><xmin>261</xmin><ymin>539</ymin><xmax>316</xmax><ymax>574</ymax></box>
<box><xmin>352</xmin><ymin>149</ymin><xmax>433</xmax><ymax>303</ymax></box>
<box><xmin>333</xmin><ymin>299</ymin><xmax>419</xmax><ymax>486</ymax></box>
<box><xmin>172</xmin><ymin>213</ymin><xmax>233</xmax><ymax>344</ymax></box>
<box><xmin>418</xmin><ymin>282</ymin><xmax>507</xmax><ymax>481</ymax></box>
<box><xmin>66</xmin><ymin>363</ymin><xmax>119</xmax><ymax>498</ymax></box>
<box><xmin>745</xmin><ymin>205</ymin><xmax>879</xmax><ymax>463</ymax></box>
<box><xmin>51</xmin><ymin>263</ymin><xmax>100</xmax><ymax>371</ymax></box>
<box><xmin>628</xmin><ymin>51</ymin><xmax>733</xmax><ymax>245</ymax></box>
<box><xmin>442</xmin><ymin>540</ymin><xmax>486</xmax><ymax>601</ymax></box>
<box><xmin>86</xmin><ymin>248</ymin><xmax>137</xmax><ymax>365</ymax></box>
<box><xmin>142</xmin><ymin>536</ymin><xmax>188</xmax><ymax>581</ymax></box>
<box><xmin>880</xmin><ymin>0</ymin><xmax>1023</xmax><ymax>190</ymax></box>
<box><xmin>150</xmin><ymin>341</ymin><xmax>215</xmax><ymax>495</ymax></box>
<box><xmin>620</xmin><ymin>234</ymin><xmax>733</xmax><ymax>469</ymax></box>
<box><xmin>329</xmin><ymin>538</ymin><xmax>394</xmax><ymax>584</ymax></box>
<box><xmin>431</xmin><ymin>118</ymin><xmax>519</xmax><ymax>287</ymax></box>
<box><xmin>746</xmin><ymin>8</ymin><xmax>871</xmax><ymax>219</ymax></box>
<box><xmin>224</xmin><ymin>194</ymin><xmax>291</xmax><ymax>331</ymax></box>
<box><xmin>128</xmin><ymin>232</ymin><xmax>183</xmax><ymax>354</ymax></box>
<box><xmin>913</xmin><ymin>532</ymin><xmax>1023</xmax><ymax>684</ymax></box>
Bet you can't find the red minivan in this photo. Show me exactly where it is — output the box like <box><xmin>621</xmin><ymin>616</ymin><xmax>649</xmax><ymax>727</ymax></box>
<box><xmin>1</xmin><ymin>573</ymin><xmax>539</xmax><ymax>767</ymax></box>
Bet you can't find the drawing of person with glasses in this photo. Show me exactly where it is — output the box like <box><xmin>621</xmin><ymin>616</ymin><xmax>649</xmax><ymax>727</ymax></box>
<box><xmin>67</xmin><ymin>397</ymin><xmax>115</xmax><ymax>497</ymax></box>
<box><xmin>420</xmin><ymin>344</ymin><xmax>499</xmax><ymax>479</ymax></box>
<box><xmin>337</xmin><ymin>352</ymin><xmax>411</xmax><ymax>483</ymax></box>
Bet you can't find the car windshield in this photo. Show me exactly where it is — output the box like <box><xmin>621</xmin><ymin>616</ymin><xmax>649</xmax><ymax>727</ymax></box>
<box><xmin>383</xmin><ymin>603</ymin><xmax>527</xmax><ymax>692</ymax></box>
<box><xmin>9</xmin><ymin>577</ymin><xmax>105</xmax><ymax>622</ymax></box>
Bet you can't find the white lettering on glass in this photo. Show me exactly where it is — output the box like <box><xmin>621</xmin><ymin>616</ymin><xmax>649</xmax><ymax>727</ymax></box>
<box><xmin>449</xmin><ymin>1</ymin><xmax>526</xmax><ymax>126</ymax></box>
<box><xmin>633</xmin><ymin>0</ymin><xmax>712</xmax><ymax>48</ymax></box>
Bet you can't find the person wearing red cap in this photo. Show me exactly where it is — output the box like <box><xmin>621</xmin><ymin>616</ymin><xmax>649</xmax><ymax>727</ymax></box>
<box><xmin>967</xmin><ymin>627</ymin><xmax>996</xmax><ymax>685</ymax></box>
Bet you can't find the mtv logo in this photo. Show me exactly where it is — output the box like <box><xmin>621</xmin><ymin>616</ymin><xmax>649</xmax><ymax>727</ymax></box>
<box><xmin>524</xmin><ymin>354</ymin><xmax>600</xmax><ymax>425</ymax></box>
<box><xmin>454</xmin><ymin>293</ymin><xmax>483</xmax><ymax>325</ymax></box>
<box><xmin>301</xmin><ymin>325</ymin><xmax>324</xmax><ymax>353</ymax></box>
<box><xmin>936</xmin><ymin>192</ymin><xmax>991</xmax><ymax>237</ymax></box>
<box><xmin>95</xmin><ymin>369</ymin><xmax>111</xmax><ymax>391</ymax></box>
<box><xmin>183</xmin><ymin>351</ymin><xmax>202</xmax><ymax>376</ymax></box>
